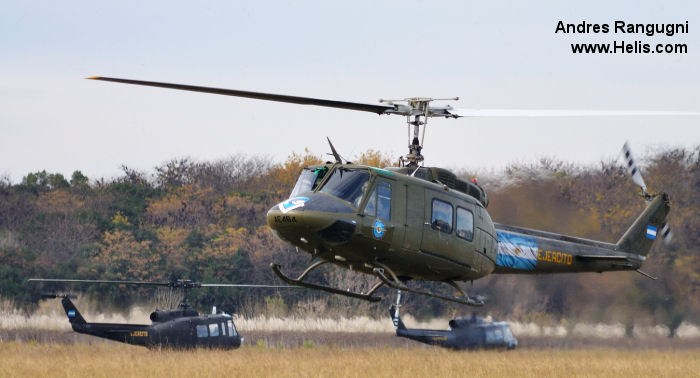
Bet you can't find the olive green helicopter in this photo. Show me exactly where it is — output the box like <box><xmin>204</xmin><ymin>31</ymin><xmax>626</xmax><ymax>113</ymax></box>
<box><xmin>88</xmin><ymin>76</ymin><xmax>679</xmax><ymax>307</ymax></box>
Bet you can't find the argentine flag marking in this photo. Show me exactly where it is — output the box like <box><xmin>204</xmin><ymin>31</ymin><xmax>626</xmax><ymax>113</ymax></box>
<box><xmin>68</xmin><ymin>310</ymin><xmax>76</xmax><ymax>318</ymax></box>
<box><xmin>646</xmin><ymin>225</ymin><xmax>657</xmax><ymax>240</ymax></box>
<box><xmin>496</xmin><ymin>231</ymin><xmax>538</xmax><ymax>271</ymax></box>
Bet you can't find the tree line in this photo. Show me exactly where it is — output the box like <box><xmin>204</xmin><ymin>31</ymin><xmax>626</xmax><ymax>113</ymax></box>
<box><xmin>0</xmin><ymin>148</ymin><xmax>697</xmax><ymax>337</ymax></box>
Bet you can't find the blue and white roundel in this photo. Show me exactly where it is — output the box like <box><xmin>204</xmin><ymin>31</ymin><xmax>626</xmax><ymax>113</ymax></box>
<box><xmin>372</xmin><ymin>220</ymin><xmax>386</xmax><ymax>239</ymax></box>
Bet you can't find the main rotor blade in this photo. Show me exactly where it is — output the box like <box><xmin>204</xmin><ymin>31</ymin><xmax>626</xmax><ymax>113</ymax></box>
<box><xmin>199</xmin><ymin>284</ymin><xmax>298</xmax><ymax>288</ymax></box>
<box><xmin>448</xmin><ymin>109</ymin><xmax>700</xmax><ymax>117</ymax></box>
<box><xmin>88</xmin><ymin>76</ymin><xmax>394</xmax><ymax>115</ymax></box>
<box><xmin>29</xmin><ymin>278</ymin><xmax>296</xmax><ymax>289</ymax></box>
<box><xmin>29</xmin><ymin>278</ymin><xmax>169</xmax><ymax>286</ymax></box>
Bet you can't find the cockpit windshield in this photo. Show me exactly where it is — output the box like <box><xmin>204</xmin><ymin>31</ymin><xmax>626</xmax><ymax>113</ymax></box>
<box><xmin>502</xmin><ymin>325</ymin><xmax>515</xmax><ymax>343</ymax></box>
<box><xmin>290</xmin><ymin>167</ymin><xmax>328</xmax><ymax>198</ymax></box>
<box><xmin>319</xmin><ymin>168</ymin><xmax>370</xmax><ymax>208</ymax></box>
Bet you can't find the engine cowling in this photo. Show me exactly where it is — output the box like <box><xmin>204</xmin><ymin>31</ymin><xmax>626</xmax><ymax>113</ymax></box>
<box><xmin>449</xmin><ymin>316</ymin><xmax>484</xmax><ymax>329</ymax></box>
<box><xmin>150</xmin><ymin>309</ymin><xmax>199</xmax><ymax>322</ymax></box>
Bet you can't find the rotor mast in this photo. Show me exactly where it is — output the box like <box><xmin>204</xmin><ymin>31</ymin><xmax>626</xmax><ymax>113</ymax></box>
<box><xmin>380</xmin><ymin>97</ymin><xmax>458</xmax><ymax>167</ymax></box>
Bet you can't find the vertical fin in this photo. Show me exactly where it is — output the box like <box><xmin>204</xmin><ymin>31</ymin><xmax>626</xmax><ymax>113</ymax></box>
<box><xmin>61</xmin><ymin>297</ymin><xmax>86</xmax><ymax>325</ymax></box>
<box><xmin>389</xmin><ymin>305</ymin><xmax>407</xmax><ymax>330</ymax></box>
<box><xmin>616</xmin><ymin>193</ymin><xmax>670</xmax><ymax>256</ymax></box>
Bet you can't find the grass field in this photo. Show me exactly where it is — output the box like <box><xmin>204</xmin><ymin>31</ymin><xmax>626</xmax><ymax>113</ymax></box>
<box><xmin>1</xmin><ymin>342</ymin><xmax>698</xmax><ymax>377</ymax></box>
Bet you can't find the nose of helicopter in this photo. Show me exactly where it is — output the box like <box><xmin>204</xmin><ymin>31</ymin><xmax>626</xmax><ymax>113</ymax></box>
<box><xmin>266</xmin><ymin>194</ymin><xmax>357</xmax><ymax>246</ymax></box>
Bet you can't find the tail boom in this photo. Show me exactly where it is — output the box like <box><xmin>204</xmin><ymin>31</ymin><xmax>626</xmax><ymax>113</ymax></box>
<box><xmin>492</xmin><ymin>193</ymin><xmax>670</xmax><ymax>274</ymax></box>
<box><xmin>61</xmin><ymin>297</ymin><xmax>152</xmax><ymax>346</ymax></box>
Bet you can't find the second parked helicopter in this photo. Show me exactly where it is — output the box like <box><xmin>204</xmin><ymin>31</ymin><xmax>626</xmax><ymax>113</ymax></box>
<box><xmin>31</xmin><ymin>278</ymin><xmax>290</xmax><ymax>349</ymax></box>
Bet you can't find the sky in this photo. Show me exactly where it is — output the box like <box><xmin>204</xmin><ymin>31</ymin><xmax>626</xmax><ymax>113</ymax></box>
<box><xmin>1</xmin><ymin>0</ymin><xmax>698</xmax><ymax>182</ymax></box>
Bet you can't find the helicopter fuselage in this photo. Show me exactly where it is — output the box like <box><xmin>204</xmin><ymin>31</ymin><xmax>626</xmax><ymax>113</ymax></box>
<box><xmin>268</xmin><ymin>163</ymin><xmax>498</xmax><ymax>282</ymax></box>
<box><xmin>267</xmin><ymin>162</ymin><xmax>668</xmax><ymax>286</ymax></box>
<box><xmin>60</xmin><ymin>297</ymin><xmax>243</xmax><ymax>349</ymax></box>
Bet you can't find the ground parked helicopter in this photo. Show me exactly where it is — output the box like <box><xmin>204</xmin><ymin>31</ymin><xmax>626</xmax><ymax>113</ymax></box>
<box><xmin>30</xmin><ymin>278</ymin><xmax>289</xmax><ymax>349</ymax></box>
<box><xmin>88</xmin><ymin>77</ymin><xmax>682</xmax><ymax>307</ymax></box>
<box><xmin>389</xmin><ymin>305</ymin><xmax>517</xmax><ymax>350</ymax></box>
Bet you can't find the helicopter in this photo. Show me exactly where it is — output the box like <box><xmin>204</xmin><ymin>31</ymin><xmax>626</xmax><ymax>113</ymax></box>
<box><xmin>387</xmin><ymin>290</ymin><xmax>517</xmax><ymax>350</ymax></box>
<box><xmin>389</xmin><ymin>306</ymin><xmax>517</xmax><ymax>350</ymax></box>
<box><xmin>30</xmin><ymin>278</ymin><xmax>290</xmax><ymax>349</ymax></box>
<box><xmin>87</xmin><ymin>76</ymin><xmax>681</xmax><ymax>307</ymax></box>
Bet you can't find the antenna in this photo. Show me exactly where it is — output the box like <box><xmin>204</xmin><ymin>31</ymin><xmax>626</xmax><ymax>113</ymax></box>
<box><xmin>326</xmin><ymin>137</ymin><xmax>342</xmax><ymax>163</ymax></box>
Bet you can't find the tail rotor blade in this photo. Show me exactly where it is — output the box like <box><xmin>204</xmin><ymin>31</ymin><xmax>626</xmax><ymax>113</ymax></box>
<box><xmin>660</xmin><ymin>221</ymin><xmax>673</xmax><ymax>245</ymax></box>
<box><xmin>621</xmin><ymin>141</ymin><xmax>648</xmax><ymax>195</ymax></box>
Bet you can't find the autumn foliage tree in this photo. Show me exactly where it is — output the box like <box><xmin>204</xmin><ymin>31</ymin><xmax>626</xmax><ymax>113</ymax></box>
<box><xmin>0</xmin><ymin>148</ymin><xmax>698</xmax><ymax>334</ymax></box>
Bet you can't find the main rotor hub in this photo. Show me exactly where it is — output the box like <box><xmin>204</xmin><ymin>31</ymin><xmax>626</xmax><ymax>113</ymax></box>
<box><xmin>380</xmin><ymin>97</ymin><xmax>459</xmax><ymax>167</ymax></box>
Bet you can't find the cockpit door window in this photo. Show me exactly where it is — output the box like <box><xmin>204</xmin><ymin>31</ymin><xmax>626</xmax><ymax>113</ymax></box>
<box><xmin>431</xmin><ymin>199</ymin><xmax>453</xmax><ymax>234</ymax></box>
<box><xmin>456</xmin><ymin>207</ymin><xmax>474</xmax><ymax>241</ymax></box>
<box><xmin>364</xmin><ymin>187</ymin><xmax>377</xmax><ymax>217</ymax></box>
<box><xmin>363</xmin><ymin>181</ymin><xmax>392</xmax><ymax>221</ymax></box>
<box><xmin>485</xmin><ymin>327</ymin><xmax>504</xmax><ymax>343</ymax></box>
<box><xmin>377</xmin><ymin>182</ymin><xmax>391</xmax><ymax>220</ymax></box>
<box><xmin>209</xmin><ymin>323</ymin><xmax>220</xmax><ymax>337</ymax></box>
<box><xmin>196</xmin><ymin>324</ymin><xmax>208</xmax><ymax>338</ymax></box>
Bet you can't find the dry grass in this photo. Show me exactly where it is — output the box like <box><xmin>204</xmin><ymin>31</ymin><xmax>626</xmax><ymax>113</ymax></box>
<box><xmin>0</xmin><ymin>342</ymin><xmax>698</xmax><ymax>378</ymax></box>
<box><xmin>5</xmin><ymin>298</ymin><xmax>700</xmax><ymax>339</ymax></box>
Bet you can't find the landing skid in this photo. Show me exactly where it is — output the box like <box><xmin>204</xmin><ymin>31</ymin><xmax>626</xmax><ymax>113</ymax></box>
<box><xmin>373</xmin><ymin>266</ymin><xmax>485</xmax><ymax>307</ymax></box>
<box><xmin>270</xmin><ymin>261</ymin><xmax>484</xmax><ymax>306</ymax></box>
<box><xmin>270</xmin><ymin>262</ymin><xmax>383</xmax><ymax>302</ymax></box>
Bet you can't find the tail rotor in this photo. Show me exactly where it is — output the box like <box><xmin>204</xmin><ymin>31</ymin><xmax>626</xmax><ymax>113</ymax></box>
<box><xmin>620</xmin><ymin>141</ymin><xmax>673</xmax><ymax>245</ymax></box>
<box><xmin>621</xmin><ymin>141</ymin><xmax>651</xmax><ymax>200</ymax></box>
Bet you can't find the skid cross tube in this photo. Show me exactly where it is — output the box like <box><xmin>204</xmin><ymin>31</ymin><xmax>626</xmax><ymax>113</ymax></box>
<box><xmin>372</xmin><ymin>265</ymin><xmax>485</xmax><ymax>307</ymax></box>
<box><xmin>270</xmin><ymin>263</ymin><xmax>383</xmax><ymax>302</ymax></box>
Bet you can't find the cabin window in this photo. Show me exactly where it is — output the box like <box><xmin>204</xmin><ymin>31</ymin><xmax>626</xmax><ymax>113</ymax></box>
<box><xmin>290</xmin><ymin>167</ymin><xmax>328</xmax><ymax>198</ymax></box>
<box><xmin>431</xmin><ymin>199</ymin><xmax>453</xmax><ymax>234</ymax></box>
<box><xmin>319</xmin><ymin>168</ymin><xmax>370</xmax><ymax>208</ymax></box>
<box><xmin>485</xmin><ymin>327</ymin><xmax>504</xmax><ymax>343</ymax></box>
<box><xmin>221</xmin><ymin>322</ymin><xmax>227</xmax><ymax>336</ymax></box>
<box><xmin>228</xmin><ymin>320</ymin><xmax>237</xmax><ymax>336</ymax></box>
<box><xmin>209</xmin><ymin>323</ymin><xmax>220</xmax><ymax>337</ymax></box>
<box><xmin>456</xmin><ymin>207</ymin><xmax>474</xmax><ymax>241</ymax></box>
<box><xmin>196</xmin><ymin>324</ymin><xmax>208</xmax><ymax>338</ymax></box>
<box><xmin>364</xmin><ymin>181</ymin><xmax>391</xmax><ymax>220</ymax></box>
